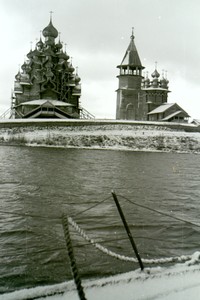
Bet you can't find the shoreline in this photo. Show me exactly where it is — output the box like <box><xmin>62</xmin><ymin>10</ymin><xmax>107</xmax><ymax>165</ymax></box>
<box><xmin>0</xmin><ymin>119</ymin><xmax>200</xmax><ymax>153</ymax></box>
<box><xmin>1</xmin><ymin>142</ymin><xmax>199</xmax><ymax>155</ymax></box>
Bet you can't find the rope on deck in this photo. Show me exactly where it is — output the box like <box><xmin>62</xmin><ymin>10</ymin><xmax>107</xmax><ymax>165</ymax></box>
<box><xmin>68</xmin><ymin>216</ymin><xmax>194</xmax><ymax>265</ymax></box>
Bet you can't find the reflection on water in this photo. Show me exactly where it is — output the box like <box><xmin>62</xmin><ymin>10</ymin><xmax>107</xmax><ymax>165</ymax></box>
<box><xmin>0</xmin><ymin>146</ymin><xmax>200</xmax><ymax>293</ymax></box>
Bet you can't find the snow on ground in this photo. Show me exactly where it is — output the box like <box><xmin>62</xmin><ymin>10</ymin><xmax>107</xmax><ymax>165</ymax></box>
<box><xmin>0</xmin><ymin>120</ymin><xmax>200</xmax><ymax>153</ymax></box>
<box><xmin>2</xmin><ymin>252</ymin><xmax>200</xmax><ymax>300</ymax></box>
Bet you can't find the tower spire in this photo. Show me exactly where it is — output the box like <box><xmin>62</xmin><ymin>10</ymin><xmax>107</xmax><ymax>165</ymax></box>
<box><xmin>117</xmin><ymin>29</ymin><xmax>144</xmax><ymax>69</ymax></box>
<box><xmin>131</xmin><ymin>27</ymin><xmax>135</xmax><ymax>39</ymax></box>
<box><xmin>50</xmin><ymin>10</ymin><xmax>53</xmax><ymax>22</ymax></box>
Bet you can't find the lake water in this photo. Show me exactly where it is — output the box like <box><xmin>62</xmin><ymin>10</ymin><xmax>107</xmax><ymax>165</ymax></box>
<box><xmin>0</xmin><ymin>146</ymin><xmax>200</xmax><ymax>294</ymax></box>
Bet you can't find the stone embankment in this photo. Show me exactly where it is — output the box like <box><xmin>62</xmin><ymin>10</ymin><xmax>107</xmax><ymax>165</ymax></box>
<box><xmin>0</xmin><ymin>119</ymin><xmax>200</xmax><ymax>153</ymax></box>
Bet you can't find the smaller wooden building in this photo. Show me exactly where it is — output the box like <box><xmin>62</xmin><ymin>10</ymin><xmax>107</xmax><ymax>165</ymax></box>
<box><xmin>147</xmin><ymin>103</ymin><xmax>190</xmax><ymax>122</ymax></box>
<box><xmin>192</xmin><ymin>119</ymin><xmax>200</xmax><ymax>126</ymax></box>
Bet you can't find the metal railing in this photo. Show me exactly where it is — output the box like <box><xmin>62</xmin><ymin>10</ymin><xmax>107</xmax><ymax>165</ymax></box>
<box><xmin>0</xmin><ymin>108</ymin><xmax>12</xmax><ymax>119</ymax></box>
<box><xmin>80</xmin><ymin>107</ymin><xmax>95</xmax><ymax>119</ymax></box>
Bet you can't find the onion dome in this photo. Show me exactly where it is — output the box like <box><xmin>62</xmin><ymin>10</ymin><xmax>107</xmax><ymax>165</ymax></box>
<box><xmin>42</xmin><ymin>19</ymin><xmax>58</xmax><ymax>38</ymax></box>
<box><xmin>56</xmin><ymin>39</ymin><xmax>63</xmax><ymax>51</ymax></box>
<box><xmin>160</xmin><ymin>76</ymin><xmax>168</xmax><ymax>89</ymax></box>
<box><xmin>145</xmin><ymin>77</ymin><xmax>150</xmax><ymax>85</ymax></box>
<box><xmin>151</xmin><ymin>63</ymin><xmax>160</xmax><ymax>88</ymax></box>
<box><xmin>160</xmin><ymin>71</ymin><xmax>169</xmax><ymax>89</ymax></box>
<box><xmin>36</xmin><ymin>38</ymin><xmax>44</xmax><ymax>50</ymax></box>
<box><xmin>21</xmin><ymin>62</ymin><xmax>27</xmax><ymax>72</ymax></box>
<box><xmin>165</xmin><ymin>71</ymin><xmax>169</xmax><ymax>85</ymax></box>
<box><xmin>25</xmin><ymin>63</ymin><xmax>32</xmax><ymax>73</ymax></box>
<box><xmin>31</xmin><ymin>48</ymin><xmax>40</xmax><ymax>57</ymax></box>
<box><xmin>74</xmin><ymin>67</ymin><xmax>81</xmax><ymax>83</ymax></box>
<box><xmin>27</xmin><ymin>49</ymin><xmax>33</xmax><ymax>59</ymax></box>
<box><xmin>75</xmin><ymin>74</ymin><xmax>81</xmax><ymax>83</ymax></box>
<box><xmin>67</xmin><ymin>74</ymin><xmax>76</xmax><ymax>86</ymax></box>
<box><xmin>151</xmin><ymin>69</ymin><xmax>160</xmax><ymax>78</ymax></box>
<box><xmin>68</xmin><ymin>62</ymin><xmax>75</xmax><ymax>72</ymax></box>
<box><xmin>152</xmin><ymin>77</ymin><xmax>159</xmax><ymax>88</ymax></box>
<box><xmin>72</xmin><ymin>85</ymin><xmax>81</xmax><ymax>96</ymax></box>
<box><xmin>15</xmin><ymin>71</ymin><xmax>21</xmax><ymax>81</ymax></box>
<box><xmin>57</xmin><ymin>51</ymin><xmax>69</xmax><ymax>60</ymax></box>
<box><xmin>56</xmin><ymin>61</ymin><xmax>64</xmax><ymax>72</ymax></box>
<box><xmin>141</xmin><ymin>77</ymin><xmax>145</xmax><ymax>88</ymax></box>
<box><xmin>64</xmin><ymin>51</ymin><xmax>70</xmax><ymax>60</ymax></box>
<box><xmin>20</xmin><ymin>72</ymin><xmax>30</xmax><ymax>83</ymax></box>
<box><xmin>143</xmin><ymin>72</ymin><xmax>150</xmax><ymax>88</ymax></box>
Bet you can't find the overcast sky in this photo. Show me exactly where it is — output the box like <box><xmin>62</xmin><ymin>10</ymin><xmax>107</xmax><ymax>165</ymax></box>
<box><xmin>0</xmin><ymin>0</ymin><xmax>200</xmax><ymax>119</ymax></box>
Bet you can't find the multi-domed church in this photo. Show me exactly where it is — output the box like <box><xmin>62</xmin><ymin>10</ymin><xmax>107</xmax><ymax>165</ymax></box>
<box><xmin>116</xmin><ymin>30</ymin><xmax>190</xmax><ymax>123</ymax></box>
<box><xmin>13</xmin><ymin>16</ymin><xmax>85</xmax><ymax>119</ymax></box>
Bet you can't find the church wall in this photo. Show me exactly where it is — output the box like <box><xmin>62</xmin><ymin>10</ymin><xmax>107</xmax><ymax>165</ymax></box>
<box><xmin>116</xmin><ymin>89</ymin><xmax>148</xmax><ymax>120</ymax></box>
<box><xmin>116</xmin><ymin>90</ymin><xmax>123</xmax><ymax>119</ymax></box>
<box><xmin>117</xmin><ymin>75</ymin><xmax>142</xmax><ymax>90</ymax></box>
<box><xmin>145</xmin><ymin>91</ymin><xmax>168</xmax><ymax>106</ymax></box>
<box><xmin>138</xmin><ymin>92</ymin><xmax>148</xmax><ymax>121</ymax></box>
<box><xmin>28</xmin><ymin>83</ymin><xmax>41</xmax><ymax>100</ymax></box>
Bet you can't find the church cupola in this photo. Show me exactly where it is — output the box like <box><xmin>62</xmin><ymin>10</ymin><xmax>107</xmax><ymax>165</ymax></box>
<box><xmin>42</xmin><ymin>14</ymin><xmax>58</xmax><ymax>46</ymax></box>
<box><xmin>36</xmin><ymin>37</ymin><xmax>44</xmax><ymax>51</ymax></box>
<box><xmin>160</xmin><ymin>70</ymin><xmax>168</xmax><ymax>89</ymax></box>
<box><xmin>143</xmin><ymin>72</ymin><xmax>150</xmax><ymax>88</ymax></box>
<box><xmin>151</xmin><ymin>63</ymin><xmax>160</xmax><ymax>88</ymax></box>
<box><xmin>55</xmin><ymin>35</ymin><xmax>63</xmax><ymax>52</ymax></box>
<box><xmin>117</xmin><ymin>28</ymin><xmax>144</xmax><ymax>76</ymax></box>
<box><xmin>151</xmin><ymin>68</ymin><xmax>160</xmax><ymax>78</ymax></box>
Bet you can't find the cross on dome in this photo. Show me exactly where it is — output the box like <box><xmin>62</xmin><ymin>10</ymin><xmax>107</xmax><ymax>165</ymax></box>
<box><xmin>50</xmin><ymin>11</ymin><xmax>53</xmax><ymax>21</ymax></box>
<box><xmin>131</xmin><ymin>27</ymin><xmax>135</xmax><ymax>39</ymax></box>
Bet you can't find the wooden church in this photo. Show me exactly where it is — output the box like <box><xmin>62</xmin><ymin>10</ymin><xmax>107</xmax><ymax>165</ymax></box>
<box><xmin>12</xmin><ymin>16</ymin><xmax>86</xmax><ymax>119</ymax></box>
<box><xmin>116</xmin><ymin>30</ymin><xmax>190</xmax><ymax>123</ymax></box>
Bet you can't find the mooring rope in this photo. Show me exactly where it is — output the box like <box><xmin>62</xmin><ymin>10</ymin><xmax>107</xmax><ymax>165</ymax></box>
<box><xmin>62</xmin><ymin>214</ymin><xmax>87</xmax><ymax>300</ymax></box>
<box><xmin>68</xmin><ymin>216</ymin><xmax>193</xmax><ymax>264</ymax></box>
<box><xmin>74</xmin><ymin>195</ymin><xmax>112</xmax><ymax>217</ymax></box>
<box><xmin>119</xmin><ymin>194</ymin><xmax>200</xmax><ymax>228</ymax></box>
